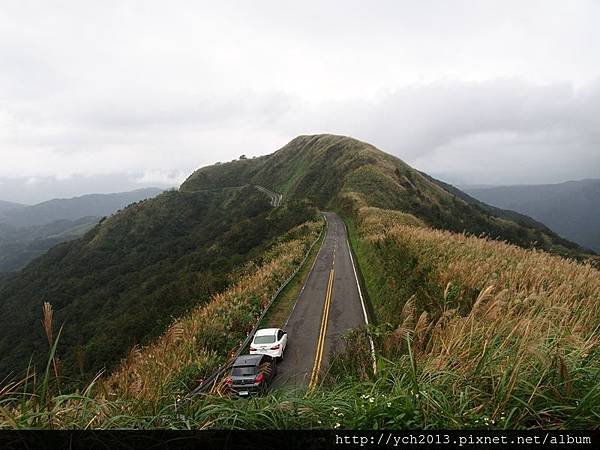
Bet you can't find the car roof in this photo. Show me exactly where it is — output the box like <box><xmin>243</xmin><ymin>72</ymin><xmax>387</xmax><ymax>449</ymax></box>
<box><xmin>255</xmin><ymin>328</ymin><xmax>279</xmax><ymax>336</ymax></box>
<box><xmin>233</xmin><ymin>354</ymin><xmax>265</xmax><ymax>366</ymax></box>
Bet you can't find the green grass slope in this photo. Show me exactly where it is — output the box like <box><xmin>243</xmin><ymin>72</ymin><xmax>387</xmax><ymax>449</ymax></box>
<box><xmin>182</xmin><ymin>134</ymin><xmax>586</xmax><ymax>257</ymax></box>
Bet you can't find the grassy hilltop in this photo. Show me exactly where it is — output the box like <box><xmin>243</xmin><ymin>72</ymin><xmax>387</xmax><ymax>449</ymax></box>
<box><xmin>182</xmin><ymin>134</ymin><xmax>586</xmax><ymax>257</ymax></box>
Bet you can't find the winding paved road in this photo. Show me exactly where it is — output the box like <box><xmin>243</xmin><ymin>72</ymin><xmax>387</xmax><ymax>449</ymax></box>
<box><xmin>273</xmin><ymin>212</ymin><xmax>373</xmax><ymax>388</ymax></box>
<box><xmin>255</xmin><ymin>185</ymin><xmax>283</xmax><ymax>207</ymax></box>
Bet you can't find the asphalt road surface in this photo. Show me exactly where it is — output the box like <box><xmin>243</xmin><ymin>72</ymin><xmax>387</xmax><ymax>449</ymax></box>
<box><xmin>273</xmin><ymin>212</ymin><xmax>369</xmax><ymax>388</ymax></box>
<box><xmin>255</xmin><ymin>185</ymin><xmax>283</xmax><ymax>207</ymax></box>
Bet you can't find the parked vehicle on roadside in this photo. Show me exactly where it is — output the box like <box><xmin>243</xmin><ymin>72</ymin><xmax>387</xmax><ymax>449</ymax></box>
<box><xmin>226</xmin><ymin>354</ymin><xmax>277</xmax><ymax>396</ymax></box>
<box><xmin>249</xmin><ymin>328</ymin><xmax>288</xmax><ymax>359</ymax></box>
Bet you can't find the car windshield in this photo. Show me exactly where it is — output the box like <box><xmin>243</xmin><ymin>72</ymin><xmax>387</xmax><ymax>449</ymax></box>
<box><xmin>231</xmin><ymin>365</ymin><xmax>257</xmax><ymax>377</ymax></box>
<box><xmin>254</xmin><ymin>334</ymin><xmax>276</xmax><ymax>344</ymax></box>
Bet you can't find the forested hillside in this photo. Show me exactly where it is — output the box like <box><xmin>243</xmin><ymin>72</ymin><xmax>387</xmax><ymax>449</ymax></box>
<box><xmin>0</xmin><ymin>186</ymin><xmax>316</xmax><ymax>381</ymax></box>
<box><xmin>0</xmin><ymin>218</ymin><xmax>97</xmax><ymax>272</ymax></box>
<box><xmin>0</xmin><ymin>188</ymin><xmax>163</xmax><ymax>272</ymax></box>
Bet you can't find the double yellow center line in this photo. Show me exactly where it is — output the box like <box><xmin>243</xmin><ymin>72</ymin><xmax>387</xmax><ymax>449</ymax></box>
<box><xmin>309</xmin><ymin>268</ymin><xmax>334</xmax><ymax>390</ymax></box>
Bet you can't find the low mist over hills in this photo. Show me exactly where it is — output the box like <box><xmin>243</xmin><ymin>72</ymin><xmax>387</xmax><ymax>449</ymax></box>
<box><xmin>0</xmin><ymin>188</ymin><xmax>163</xmax><ymax>272</ymax></box>
<box><xmin>0</xmin><ymin>188</ymin><xmax>163</xmax><ymax>227</ymax></box>
<box><xmin>464</xmin><ymin>179</ymin><xmax>600</xmax><ymax>252</ymax></box>
<box><xmin>0</xmin><ymin>200</ymin><xmax>25</xmax><ymax>214</ymax></box>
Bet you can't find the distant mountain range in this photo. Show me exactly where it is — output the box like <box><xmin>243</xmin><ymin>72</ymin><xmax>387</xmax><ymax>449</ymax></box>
<box><xmin>0</xmin><ymin>188</ymin><xmax>164</xmax><ymax>227</ymax></box>
<box><xmin>0</xmin><ymin>188</ymin><xmax>162</xmax><ymax>272</ymax></box>
<box><xmin>0</xmin><ymin>200</ymin><xmax>26</xmax><ymax>214</ymax></box>
<box><xmin>463</xmin><ymin>179</ymin><xmax>600</xmax><ymax>252</ymax></box>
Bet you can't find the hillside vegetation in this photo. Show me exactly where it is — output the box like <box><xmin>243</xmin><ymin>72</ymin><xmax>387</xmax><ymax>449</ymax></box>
<box><xmin>0</xmin><ymin>218</ymin><xmax>97</xmax><ymax>272</ymax></box>
<box><xmin>340</xmin><ymin>207</ymin><xmax>600</xmax><ymax>427</ymax></box>
<box><xmin>0</xmin><ymin>188</ymin><xmax>162</xmax><ymax>272</ymax></box>
<box><xmin>0</xmin><ymin>219</ymin><xmax>322</xmax><ymax>428</ymax></box>
<box><xmin>103</xmin><ymin>220</ymin><xmax>321</xmax><ymax>400</ymax></box>
<box><xmin>0</xmin><ymin>186</ymin><xmax>317</xmax><ymax>382</ymax></box>
<box><xmin>182</xmin><ymin>135</ymin><xmax>586</xmax><ymax>258</ymax></box>
<box><xmin>151</xmin><ymin>207</ymin><xmax>599</xmax><ymax>430</ymax></box>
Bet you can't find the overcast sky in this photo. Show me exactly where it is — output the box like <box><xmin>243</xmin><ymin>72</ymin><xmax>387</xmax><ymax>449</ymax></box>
<box><xmin>1</xmin><ymin>0</ymin><xmax>599</xmax><ymax>203</ymax></box>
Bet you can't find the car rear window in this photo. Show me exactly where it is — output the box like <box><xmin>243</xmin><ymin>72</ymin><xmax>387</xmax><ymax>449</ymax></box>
<box><xmin>254</xmin><ymin>335</ymin><xmax>276</xmax><ymax>344</ymax></box>
<box><xmin>231</xmin><ymin>365</ymin><xmax>257</xmax><ymax>376</ymax></box>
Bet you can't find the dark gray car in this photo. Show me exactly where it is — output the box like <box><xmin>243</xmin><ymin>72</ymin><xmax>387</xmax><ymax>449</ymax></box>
<box><xmin>226</xmin><ymin>354</ymin><xmax>277</xmax><ymax>396</ymax></box>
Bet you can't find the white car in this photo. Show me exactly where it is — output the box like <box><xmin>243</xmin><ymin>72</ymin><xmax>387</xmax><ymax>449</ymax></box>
<box><xmin>249</xmin><ymin>328</ymin><xmax>288</xmax><ymax>359</ymax></box>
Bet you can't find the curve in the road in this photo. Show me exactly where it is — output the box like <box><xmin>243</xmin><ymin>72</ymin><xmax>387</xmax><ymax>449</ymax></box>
<box><xmin>254</xmin><ymin>185</ymin><xmax>282</xmax><ymax>207</ymax></box>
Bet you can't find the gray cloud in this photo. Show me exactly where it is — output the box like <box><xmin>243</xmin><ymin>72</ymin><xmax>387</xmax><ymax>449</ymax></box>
<box><xmin>275</xmin><ymin>78</ymin><xmax>600</xmax><ymax>184</ymax></box>
<box><xmin>78</xmin><ymin>91</ymin><xmax>297</xmax><ymax>129</ymax></box>
<box><xmin>1</xmin><ymin>1</ymin><xmax>600</xmax><ymax>201</ymax></box>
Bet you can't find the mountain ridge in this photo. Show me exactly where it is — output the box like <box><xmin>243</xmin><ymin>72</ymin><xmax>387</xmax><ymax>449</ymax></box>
<box><xmin>0</xmin><ymin>200</ymin><xmax>26</xmax><ymax>214</ymax></box>
<box><xmin>464</xmin><ymin>179</ymin><xmax>600</xmax><ymax>252</ymax></box>
<box><xmin>0</xmin><ymin>188</ymin><xmax>165</xmax><ymax>272</ymax></box>
<box><xmin>182</xmin><ymin>134</ymin><xmax>587</xmax><ymax>256</ymax></box>
<box><xmin>0</xmin><ymin>187</ymin><xmax>163</xmax><ymax>228</ymax></box>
